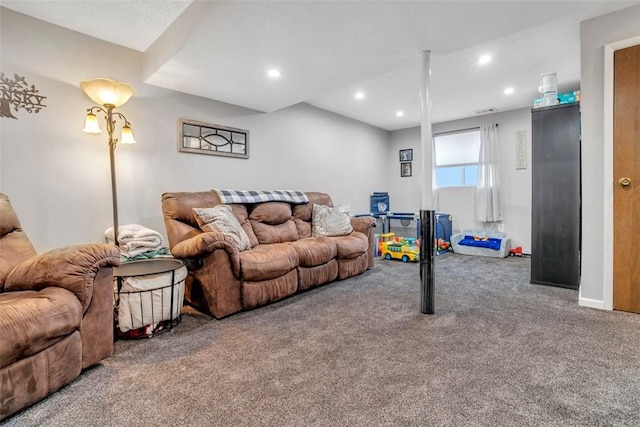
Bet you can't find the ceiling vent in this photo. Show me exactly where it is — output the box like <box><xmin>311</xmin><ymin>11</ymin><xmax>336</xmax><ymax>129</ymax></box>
<box><xmin>475</xmin><ymin>108</ymin><xmax>497</xmax><ymax>115</ymax></box>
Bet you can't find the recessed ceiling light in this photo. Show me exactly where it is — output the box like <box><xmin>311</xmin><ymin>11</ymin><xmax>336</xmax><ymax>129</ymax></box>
<box><xmin>355</xmin><ymin>92</ymin><xmax>365</xmax><ymax>100</ymax></box>
<box><xmin>478</xmin><ymin>54</ymin><xmax>491</xmax><ymax>65</ymax></box>
<box><xmin>504</xmin><ymin>87</ymin><xmax>514</xmax><ymax>95</ymax></box>
<box><xmin>267</xmin><ymin>69</ymin><xmax>281</xmax><ymax>78</ymax></box>
<box><xmin>396</xmin><ymin>111</ymin><xmax>404</xmax><ymax>117</ymax></box>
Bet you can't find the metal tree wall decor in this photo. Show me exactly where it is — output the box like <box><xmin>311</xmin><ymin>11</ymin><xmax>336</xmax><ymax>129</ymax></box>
<box><xmin>0</xmin><ymin>73</ymin><xmax>47</xmax><ymax>119</ymax></box>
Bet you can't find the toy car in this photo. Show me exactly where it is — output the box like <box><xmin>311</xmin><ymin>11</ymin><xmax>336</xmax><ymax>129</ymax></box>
<box><xmin>380</xmin><ymin>242</ymin><xmax>420</xmax><ymax>262</ymax></box>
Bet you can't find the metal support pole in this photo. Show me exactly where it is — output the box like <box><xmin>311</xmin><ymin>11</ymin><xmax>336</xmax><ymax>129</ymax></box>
<box><xmin>420</xmin><ymin>210</ymin><xmax>435</xmax><ymax>314</ymax></box>
<box><xmin>419</xmin><ymin>50</ymin><xmax>435</xmax><ymax>314</ymax></box>
<box><xmin>106</xmin><ymin>105</ymin><xmax>119</xmax><ymax>248</ymax></box>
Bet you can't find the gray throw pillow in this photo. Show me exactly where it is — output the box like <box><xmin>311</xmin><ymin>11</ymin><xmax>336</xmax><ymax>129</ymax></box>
<box><xmin>193</xmin><ymin>205</ymin><xmax>251</xmax><ymax>251</ymax></box>
<box><xmin>312</xmin><ymin>204</ymin><xmax>353</xmax><ymax>237</ymax></box>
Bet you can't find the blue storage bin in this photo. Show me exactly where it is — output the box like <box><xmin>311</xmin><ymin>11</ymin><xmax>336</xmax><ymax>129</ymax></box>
<box><xmin>435</xmin><ymin>213</ymin><xmax>452</xmax><ymax>243</ymax></box>
<box><xmin>370</xmin><ymin>192</ymin><xmax>389</xmax><ymax>216</ymax></box>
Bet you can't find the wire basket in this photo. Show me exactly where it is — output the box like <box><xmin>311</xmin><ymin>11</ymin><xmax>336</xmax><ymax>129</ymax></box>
<box><xmin>114</xmin><ymin>260</ymin><xmax>187</xmax><ymax>339</ymax></box>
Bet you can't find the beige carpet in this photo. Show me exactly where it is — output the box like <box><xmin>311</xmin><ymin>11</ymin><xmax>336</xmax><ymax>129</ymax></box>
<box><xmin>4</xmin><ymin>254</ymin><xmax>640</xmax><ymax>426</ymax></box>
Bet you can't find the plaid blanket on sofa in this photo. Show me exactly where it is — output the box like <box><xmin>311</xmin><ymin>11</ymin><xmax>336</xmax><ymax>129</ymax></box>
<box><xmin>214</xmin><ymin>189</ymin><xmax>309</xmax><ymax>204</ymax></box>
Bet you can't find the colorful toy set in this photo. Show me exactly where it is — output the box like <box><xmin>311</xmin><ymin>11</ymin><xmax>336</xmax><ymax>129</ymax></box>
<box><xmin>380</xmin><ymin>241</ymin><xmax>420</xmax><ymax>262</ymax></box>
<box><xmin>435</xmin><ymin>238</ymin><xmax>450</xmax><ymax>254</ymax></box>
<box><xmin>374</xmin><ymin>232</ymin><xmax>451</xmax><ymax>262</ymax></box>
<box><xmin>508</xmin><ymin>246</ymin><xmax>524</xmax><ymax>257</ymax></box>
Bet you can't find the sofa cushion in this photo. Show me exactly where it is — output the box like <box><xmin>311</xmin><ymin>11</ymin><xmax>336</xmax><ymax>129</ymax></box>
<box><xmin>336</xmin><ymin>252</ymin><xmax>369</xmax><ymax>280</ymax></box>
<box><xmin>249</xmin><ymin>203</ymin><xmax>299</xmax><ymax>244</ymax></box>
<box><xmin>459</xmin><ymin>235</ymin><xmax>502</xmax><ymax>250</ymax></box>
<box><xmin>239</xmin><ymin>244</ymin><xmax>298</xmax><ymax>281</ymax></box>
<box><xmin>293</xmin><ymin>218</ymin><xmax>312</xmax><ymax>239</ymax></box>
<box><xmin>228</xmin><ymin>204</ymin><xmax>259</xmax><ymax>248</ymax></box>
<box><xmin>286</xmin><ymin>237</ymin><xmax>337</xmax><ymax>267</ymax></box>
<box><xmin>251</xmin><ymin>221</ymin><xmax>299</xmax><ymax>244</ymax></box>
<box><xmin>297</xmin><ymin>259</ymin><xmax>339</xmax><ymax>291</ymax></box>
<box><xmin>312</xmin><ymin>204</ymin><xmax>353</xmax><ymax>237</ymax></box>
<box><xmin>0</xmin><ymin>287</ymin><xmax>82</xmax><ymax>369</ymax></box>
<box><xmin>241</xmin><ymin>269</ymin><xmax>298</xmax><ymax>310</ymax></box>
<box><xmin>292</xmin><ymin>192</ymin><xmax>333</xmax><ymax>222</ymax></box>
<box><xmin>330</xmin><ymin>231</ymin><xmax>369</xmax><ymax>259</ymax></box>
<box><xmin>250</xmin><ymin>202</ymin><xmax>292</xmax><ymax>225</ymax></box>
<box><xmin>193</xmin><ymin>205</ymin><xmax>251</xmax><ymax>251</ymax></box>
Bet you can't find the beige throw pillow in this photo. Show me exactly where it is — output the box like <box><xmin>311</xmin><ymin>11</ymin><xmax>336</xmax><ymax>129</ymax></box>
<box><xmin>193</xmin><ymin>205</ymin><xmax>251</xmax><ymax>251</ymax></box>
<box><xmin>312</xmin><ymin>204</ymin><xmax>353</xmax><ymax>237</ymax></box>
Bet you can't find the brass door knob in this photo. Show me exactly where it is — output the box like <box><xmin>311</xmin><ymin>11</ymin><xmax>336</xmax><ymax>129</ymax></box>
<box><xmin>619</xmin><ymin>177</ymin><xmax>632</xmax><ymax>187</ymax></box>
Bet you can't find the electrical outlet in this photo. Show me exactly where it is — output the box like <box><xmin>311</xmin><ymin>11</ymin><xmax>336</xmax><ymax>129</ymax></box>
<box><xmin>498</xmin><ymin>224</ymin><xmax>504</xmax><ymax>232</ymax></box>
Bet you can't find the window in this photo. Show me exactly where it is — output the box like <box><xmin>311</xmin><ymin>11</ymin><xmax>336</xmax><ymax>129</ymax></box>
<box><xmin>434</xmin><ymin>129</ymin><xmax>480</xmax><ymax>187</ymax></box>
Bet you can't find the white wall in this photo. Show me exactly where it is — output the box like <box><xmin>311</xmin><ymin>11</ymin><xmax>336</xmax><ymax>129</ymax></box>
<box><xmin>579</xmin><ymin>5</ymin><xmax>640</xmax><ymax>308</ymax></box>
<box><xmin>388</xmin><ymin>107</ymin><xmax>533</xmax><ymax>250</ymax></box>
<box><xmin>0</xmin><ymin>8</ymin><xmax>389</xmax><ymax>251</ymax></box>
<box><xmin>387</xmin><ymin>127</ymin><xmax>420</xmax><ymax>213</ymax></box>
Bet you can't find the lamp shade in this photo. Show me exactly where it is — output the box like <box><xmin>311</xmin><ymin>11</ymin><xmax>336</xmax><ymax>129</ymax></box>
<box><xmin>80</xmin><ymin>78</ymin><xmax>134</xmax><ymax>107</ymax></box>
<box><xmin>120</xmin><ymin>125</ymin><xmax>136</xmax><ymax>144</ymax></box>
<box><xmin>83</xmin><ymin>112</ymin><xmax>102</xmax><ymax>134</ymax></box>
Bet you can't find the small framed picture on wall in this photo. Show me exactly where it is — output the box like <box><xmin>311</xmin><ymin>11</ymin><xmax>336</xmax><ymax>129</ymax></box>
<box><xmin>399</xmin><ymin>148</ymin><xmax>413</xmax><ymax>162</ymax></box>
<box><xmin>401</xmin><ymin>162</ymin><xmax>412</xmax><ymax>177</ymax></box>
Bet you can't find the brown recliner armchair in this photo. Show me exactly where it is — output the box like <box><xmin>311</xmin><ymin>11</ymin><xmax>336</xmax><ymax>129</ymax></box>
<box><xmin>0</xmin><ymin>194</ymin><xmax>121</xmax><ymax>421</ymax></box>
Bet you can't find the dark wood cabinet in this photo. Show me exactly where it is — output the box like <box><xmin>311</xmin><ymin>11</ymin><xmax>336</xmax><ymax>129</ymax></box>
<box><xmin>531</xmin><ymin>102</ymin><xmax>581</xmax><ymax>289</ymax></box>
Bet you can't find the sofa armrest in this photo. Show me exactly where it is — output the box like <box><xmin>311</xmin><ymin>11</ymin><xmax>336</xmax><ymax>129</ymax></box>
<box><xmin>498</xmin><ymin>236</ymin><xmax>513</xmax><ymax>258</ymax></box>
<box><xmin>171</xmin><ymin>232</ymin><xmax>240</xmax><ymax>276</ymax></box>
<box><xmin>81</xmin><ymin>266</ymin><xmax>115</xmax><ymax>368</ymax></box>
<box><xmin>450</xmin><ymin>233</ymin><xmax>464</xmax><ymax>250</ymax></box>
<box><xmin>4</xmin><ymin>244</ymin><xmax>120</xmax><ymax>312</ymax></box>
<box><xmin>350</xmin><ymin>216</ymin><xmax>376</xmax><ymax>234</ymax></box>
<box><xmin>350</xmin><ymin>216</ymin><xmax>377</xmax><ymax>269</ymax></box>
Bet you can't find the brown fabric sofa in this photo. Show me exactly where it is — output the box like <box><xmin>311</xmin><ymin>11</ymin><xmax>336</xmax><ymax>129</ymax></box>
<box><xmin>162</xmin><ymin>191</ymin><xmax>376</xmax><ymax>318</ymax></box>
<box><xmin>0</xmin><ymin>194</ymin><xmax>120</xmax><ymax>421</ymax></box>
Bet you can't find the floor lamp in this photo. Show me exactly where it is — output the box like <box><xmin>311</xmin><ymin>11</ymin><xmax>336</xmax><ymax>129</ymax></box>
<box><xmin>81</xmin><ymin>78</ymin><xmax>136</xmax><ymax>248</ymax></box>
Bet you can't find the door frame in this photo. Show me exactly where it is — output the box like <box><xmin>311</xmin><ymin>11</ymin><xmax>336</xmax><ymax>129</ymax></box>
<box><xmin>602</xmin><ymin>36</ymin><xmax>640</xmax><ymax>310</ymax></box>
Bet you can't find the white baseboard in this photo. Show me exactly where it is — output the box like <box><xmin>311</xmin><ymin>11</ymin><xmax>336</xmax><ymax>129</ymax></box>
<box><xmin>579</xmin><ymin>297</ymin><xmax>608</xmax><ymax>310</ymax></box>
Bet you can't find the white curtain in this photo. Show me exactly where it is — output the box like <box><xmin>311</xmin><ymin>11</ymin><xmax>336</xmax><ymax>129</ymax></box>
<box><xmin>476</xmin><ymin>124</ymin><xmax>502</xmax><ymax>222</ymax></box>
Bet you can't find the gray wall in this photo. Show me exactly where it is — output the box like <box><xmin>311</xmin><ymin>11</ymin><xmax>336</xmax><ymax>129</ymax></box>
<box><xmin>388</xmin><ymin>107</ymin><xmax>533</xmax><ymax>251</ymax></box>
<box><xmin>0</xmin><ymin>8</ymin><xmax>389</xmax><ymax>251</ymax></box>
<box><xmin>4</xmin><ymin>4</ymin><xmax>638</xmax><ymax>312</ymax></box>
<box><xmin>579</xmin><ymin>5</ymin><xmax>640</xmax><ymax>307</ymax></box>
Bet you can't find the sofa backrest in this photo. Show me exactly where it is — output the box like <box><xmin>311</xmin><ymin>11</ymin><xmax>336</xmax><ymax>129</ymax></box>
<box><xmin>248</xmin><ymin>202</ymin><xmax>298</xmax><ymax>244</ymax></box>
<box><xmin>161</xmin><ymin>191</ymin><xmax>254</xmax><ymax>249</ymax></box>
<box><xmin>292</xmin><ymin>192</ymin><xmax>333</xmax><ymax>238</ymax></box>
<box><xmin>0</xmin><ymin>194</ymin><xmax>37</xmax><ymax>289</ymax></box>
<box><xmin>162</xmin><ymin>190</ymin><xmax>334</xmax><ymax>249</ymax></box>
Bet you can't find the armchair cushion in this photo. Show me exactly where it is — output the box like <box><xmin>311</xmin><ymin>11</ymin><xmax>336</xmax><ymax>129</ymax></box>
<box><xmin>3</xmin><ymin>244</ymin><xmax>120</xmax><ymax>312</ymax></box>
<box><xmin>0</xmin><ymin>194</ymin><xmax>36</xmax><ymax>288</ymax></box>
<box><xmin>0</xmin><ymin>287</ymin><xmax>82</xmax><ymax>369</ymax></box>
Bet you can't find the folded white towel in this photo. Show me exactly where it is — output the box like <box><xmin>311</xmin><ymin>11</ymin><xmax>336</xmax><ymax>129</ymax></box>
<box><xmin>105</xmin><ymin>224</ymin><xmax>165</xmax><ymax>257</ymax></box>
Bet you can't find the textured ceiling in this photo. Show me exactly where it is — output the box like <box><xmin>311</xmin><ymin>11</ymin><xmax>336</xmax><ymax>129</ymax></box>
<box><xmin>2</xmin><ymin>0</ymin><xmax>639</xmax><ymax>130</ymax></box>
